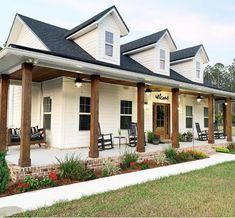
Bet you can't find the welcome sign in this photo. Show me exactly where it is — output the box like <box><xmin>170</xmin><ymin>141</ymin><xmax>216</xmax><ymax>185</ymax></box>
<box><xmin>155</xmin><ymin>93</ymin><xmax>169</xmax><ymax>100</ymax></box>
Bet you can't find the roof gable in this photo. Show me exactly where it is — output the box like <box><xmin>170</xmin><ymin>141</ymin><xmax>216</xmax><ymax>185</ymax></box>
<box><xmin>65</xmin><ymin>5</ymin><xmax>129</xmax><ymax>39</ymax></box>
<box><xmin>170</xmin><ymin>45</ymin><xmax>209</xmax><ymax>63</ymax></box>
<box><xmin>121</xmin><ymin>29</ymin><xmax>177</xmax><ymax>54</ymax></box>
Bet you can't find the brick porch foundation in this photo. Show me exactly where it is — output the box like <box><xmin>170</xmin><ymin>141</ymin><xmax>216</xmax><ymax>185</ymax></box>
<box><xmin>8</xmin><ymin>143</ymin><xmax>227</xmax><ymax>183</ymax></box>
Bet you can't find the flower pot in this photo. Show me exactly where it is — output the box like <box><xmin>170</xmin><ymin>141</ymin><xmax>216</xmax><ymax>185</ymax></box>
<box><xmin>152</xmin><ymin>138</ymin><xmax>160</xmax><ymax>145</ymax></box>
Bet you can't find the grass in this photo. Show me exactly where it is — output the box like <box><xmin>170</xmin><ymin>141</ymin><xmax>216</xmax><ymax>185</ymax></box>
<box><xmin>16</xmin><ymin>161</ymin><xmax>235</xmax><ymax>217</ymax></box>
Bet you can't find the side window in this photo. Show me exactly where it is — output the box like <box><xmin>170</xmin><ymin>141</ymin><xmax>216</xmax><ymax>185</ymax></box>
<box><xmin>79</xmin><ymin>97</ymin><xmax>90</xmax><ymax>131</ymax></box>
<box><xmin>43</xmin><ymin>97</ymin><xmax>52</xmax><ymax>130</ymax></box>
<box><xmin>204</xmin><ymin>107</ymin><xmax>208</xmax><ymax>128</ymax></box>
<box><xmin>160</xmin><ymin>49</ymin><xmax>166</xmax><ymax>70</ymax></box>
<box><xmin>186</xmin><ymin>106</ymin><xmax>193</xmax><ymax>128</ymax></box>
<box><xmin>120</xmin><ymin>100</ymin><xmax>132</xmax><ymax>129</ymax></box>
<box><xmin>196</xmin><ymin>61</ymin><xmax>201</xmax><ymax>78</ymax></box>
<box><xmin>105</xmin><ymin>31</ymin><xmax>114</xmax><ymax>57</ymax></box>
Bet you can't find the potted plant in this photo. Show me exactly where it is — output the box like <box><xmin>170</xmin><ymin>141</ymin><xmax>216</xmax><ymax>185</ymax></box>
<box><xmin>152</xmin><ymin>132</ymin><xmax>161</xmax><ymax>145</ymax></box>
<box><xmin>186</xmin><ymin>131</ymin><xmax>193</xmax><ymax>142</ymax></box>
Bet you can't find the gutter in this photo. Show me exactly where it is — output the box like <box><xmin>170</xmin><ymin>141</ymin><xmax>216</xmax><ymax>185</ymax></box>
<box><xmin>1</xmin><ymin>47</ymin><xmax>235</xmax><ymax>98</ymax></box>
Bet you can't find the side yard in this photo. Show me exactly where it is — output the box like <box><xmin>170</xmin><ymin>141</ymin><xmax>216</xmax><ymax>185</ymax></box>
<box><xmin>16</xmin><ymin>161</ymin><xmax>235</xmax><ymax>217</ymax></box>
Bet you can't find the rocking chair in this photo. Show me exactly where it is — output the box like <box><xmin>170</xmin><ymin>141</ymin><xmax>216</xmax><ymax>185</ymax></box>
<box><xmin>98</xmin><ymin>123</ymin><xmax>113</xmax><ymax>150</ymax></box>
<box><xmin>127</xmin><ymin>122</ymin><xmax>146</xmax><ymax>147</ymax></box>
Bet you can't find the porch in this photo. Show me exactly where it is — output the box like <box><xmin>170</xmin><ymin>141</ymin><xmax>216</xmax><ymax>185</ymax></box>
<box><xmin>6</xmin><ymin>138</ymin><xmax>231</xmax><ymax>167</ymax></box>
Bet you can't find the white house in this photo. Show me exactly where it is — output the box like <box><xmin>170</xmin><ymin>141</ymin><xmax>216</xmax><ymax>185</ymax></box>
<box><xmin>0</xmin><ymin>5</ymin><xmax>234</xmax><ymax>167</ymax></box>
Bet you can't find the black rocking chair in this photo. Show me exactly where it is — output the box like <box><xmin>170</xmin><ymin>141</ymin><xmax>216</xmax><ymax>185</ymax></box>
<box><xmin>195</xmin><ymin>122</ymin><xmax>208</xmax><ymax>141</ymax></box>
<box><xmin>98</xmin><ymin>123</ymin><xmax>113</xmax><ymax>150</ymax></box>
<box><xmin>214</xmin><ymin>123</ymin><xmax>225</xmax><ymax>139</ymax></box>
<box><xmin>127</xmin><ymin>122</ymin><xmax>146</xmax><ymax>147</ymax></box>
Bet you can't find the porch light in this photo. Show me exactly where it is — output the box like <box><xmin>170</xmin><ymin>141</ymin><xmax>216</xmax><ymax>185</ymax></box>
<box><xmin>75</xmin><ymin>77</ymin><xmax>84</xmax><ymax>88</ymax></box>
<box><xmin>225</xmin><ymin>102</ymin><xmax>228</xmax><ymax>106</ymax></box>
<box><xmin>145</xmin><ymin>88</ymin><xmax>152</xmax><ymax>96</ymax></box>
<box><xmin>197</xmin><ymin>96</ymin><xmax>202</xmax><ymax>103</ymax></box>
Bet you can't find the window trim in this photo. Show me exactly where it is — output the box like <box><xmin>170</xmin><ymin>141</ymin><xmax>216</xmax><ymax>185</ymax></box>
<box><xmin>185</xmin><ymin>105</ymin><xmax>193</xmax><ymax>129</ymax></box>
<box><xmin>105</xmin><ymin>31</ymin><xmax>114</xmax><ymax>57</ymax></box>
<box><xmin>43</xmin><ymin>96</ymin><xmax>52</xmax><ymax>130</ymax></box>
<box><xmin>160</xmin><ymin>49</ymin><xmax>166</xmax><ymax>70</ymax></box>
<box><xmin>120</xmin><ymin>100</ymin><xmax>132</xmax><ymax>130</ymax></box>
<box><xmin>196</xmin><ymin>61</ymin><xmax>201</xmax><ymax>79</ymax></box>
<box><xmin>79</xmin><ymin>96</ymin><xmax>91</xmax><ymax>131</ymax></box>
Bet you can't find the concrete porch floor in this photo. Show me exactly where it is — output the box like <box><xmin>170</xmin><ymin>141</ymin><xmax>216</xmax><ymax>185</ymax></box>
<box><xmin>6</xmin><ymin>138</ymin><xmax>232</xmax><ymax>167</ymax></box>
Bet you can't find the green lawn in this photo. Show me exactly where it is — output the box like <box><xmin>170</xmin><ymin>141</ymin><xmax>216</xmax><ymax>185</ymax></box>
<box><xmin>16</xmin><ymin>161</ymin><xmax>235</xmax><ymax>217</ymax></box>
<box><xmin>232</xmin><ymin>126</ymin><xmax>235</xmax><ymax>136</ymax></box>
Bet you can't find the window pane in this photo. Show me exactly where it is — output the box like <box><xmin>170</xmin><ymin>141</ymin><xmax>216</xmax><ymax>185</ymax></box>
<box><xmin>160</xmin><ymin>49</ymin><xmax>165</xmax><ymax>59</ymax></box>
<box><xmin>79</xmin><ymin>115</ymin><xmax>90</xmax><ymax>130</ymax></box>
<box><xmin>43</xmin><ymin>97</ymin><xmax>52</xmax><ymax>113</ymax></box>
<box><xmin>204</xmin><ymin>118</ymin><xmax>208</xmax><ymax>128</ymax></box>
<box><xmin>160</xmin><ymin>60</ymin><xmax>165</xmax><ymax>70</ymax></box>
<box><xmin>80</xmin><ymin>97</ymin><xmax>90</xmax><ymax>113</ymax></box>
<box><xmin>44</xmin><ymin>114</ymin><xmax>51</xmax><ymax>130</ymax></box>
<box><xmin>120</xmin><ymin>100</ymin><xmax>132</xmax><ymax>115</ymax></box>
<box><xmin>105</xmin><ymin>31</ymin><xmax>113</xmax><ymax>44</ymax></box>
<box><xmin>120</xmin><ymin>116</ymin><xmax>132</xmax><ymax>129</ymax></box>
<box><xmin>105</xmin><ymin>44</ymin><xmax>113</xmax><ymax>57</ymax></box>
<box><xmin>186</xmin><ymin>106</ymin><xmax>192</xmax><ymax>116</ymax></box>
<box><xmin>204</xmin><ymin>107</ymin><xmax>208</xmax><ymax>117</ymax></box>
<box><xmin>186</xmin><ymin>117</ymin><xmax>193</xmax><ymax>128</ymax></box>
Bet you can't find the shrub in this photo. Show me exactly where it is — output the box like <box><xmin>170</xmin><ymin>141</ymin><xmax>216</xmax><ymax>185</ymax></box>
<box><xmin>140</xmin><ymin>159</ymin><xmax>150</xmax><ymax>170</ymax></box>
<box><xmin>0</xmin><ymin>152</ymin><xmax>10</xmax><ymax>193</ymax></box>
<box><xmin>121</xmin><ymin>151</ymin><xmax>139</xmax><ymax>169</ymax></box>
<box><xmin>154</xmin><ymin>153</ymin><xmax>167</xmax><ymax>166</ymax></box>
<box><xmin>214</xmin><ymin>146</ymin><xmax>230</xmax><ymax>153</ymax></box>
<box><xmin>147</xmin><ymin>131</ymin><xmax>155</xmax><ymax>143</ymax></box>
<box><xmin>227</xmin><ymin>142</ymin><xmax>235</xmax><ymax>151</ymax></box>
<box><xmin>178</xmin><ymin>133</ymin><xmax>186</xmax><ymax>142</ymax></box>
<box><xmin>164</xmin><ymin>148</ymin><xmax>178</xmax><ymax>164</ymax></box>
<box><xmin>103</xmin><ymin>160</ymin><xmax>121</xmax><ymax>177</ymax></box>
<box><xmin>56</xmin><ymin>153</ymin><xmax>96</xmax><ymax>181</ymax></box>
<box><xmin>188</xmin><ymin>150</ymin><xmax>208</xmax><ymax>159</ymax></box>
<box><xmin>176</xmin><ymin>151</ymin><xmax>194</xmax><ymax>162</ymax></box>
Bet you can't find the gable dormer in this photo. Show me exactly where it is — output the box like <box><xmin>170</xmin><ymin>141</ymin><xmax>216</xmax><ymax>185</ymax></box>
<box><xmin>121</xmin><ymin>29</ymin><xmax>177</xmax><ymax>76</ymax></box>
<box><xmin>65</xmin><ymin>6</ymin><xmax>129</xmax><ymax>65</ymax></box>
<box><xmin>170</xmin><ymin>45</ymin><xmax>209</xmax><ymax>84</ymax></box>
<box><xmin>6</xmin><ymin>14</ymin><xmax>48</xmax><ymax>50</ymax></box>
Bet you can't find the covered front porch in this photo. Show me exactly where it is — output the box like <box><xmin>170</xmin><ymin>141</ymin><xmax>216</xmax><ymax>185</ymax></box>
<box><xmin>0</xmin><ymin>48</ymin><xmax>234</xmax><ymax>168</ymax></box>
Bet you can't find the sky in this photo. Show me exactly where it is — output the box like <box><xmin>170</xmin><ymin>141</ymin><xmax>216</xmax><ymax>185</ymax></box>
<box><xmin>1</xmin><ymin>0</ymin><xmax>235</xmax><ymax>65</ymax></box>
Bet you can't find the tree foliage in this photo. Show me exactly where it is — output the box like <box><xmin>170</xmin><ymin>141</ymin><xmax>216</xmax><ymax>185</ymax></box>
<box><xmin>204</xmin><ymin>59</ymin><xmax>235</xmax><ymax>92</ymax></box>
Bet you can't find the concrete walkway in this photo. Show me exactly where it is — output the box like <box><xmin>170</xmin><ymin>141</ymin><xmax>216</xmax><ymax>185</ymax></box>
<box><xmin>1</xmin><ymin>153</ymin><xmax>235</xmax><ymax>216</ymax></box>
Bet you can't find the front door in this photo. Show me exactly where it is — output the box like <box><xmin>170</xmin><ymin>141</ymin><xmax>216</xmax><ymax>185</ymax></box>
<box><xmin>153</xmin><ymin>103</ymin><xmax>170</xmax><ymax>139</ymax></box>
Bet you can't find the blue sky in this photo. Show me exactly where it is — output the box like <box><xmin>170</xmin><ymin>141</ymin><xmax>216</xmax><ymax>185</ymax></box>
<box><xmin>1</xmin><ymin>0</ymin><xmax>235</xmax><ymax>65</ymax></box>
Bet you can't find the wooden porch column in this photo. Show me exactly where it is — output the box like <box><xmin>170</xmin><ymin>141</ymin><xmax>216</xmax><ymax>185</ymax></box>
<box><xmin>89</xmin><ymin>75</ymin><xmax>100</xmax><ymax>158</ymax></box>
<box><xmin>0</xmin><ymin>75</ymin><xmax>9</xmax><ymax>152</ymax></box>
<box><xmin>223</xmin><ymin>103</ymin><xmax>227</xmax><ymax>136</ymax></box>
<box><xmin>208</xmin><ymin>94</ymin><xmax>215</xmax><ymax>144</ymax></box>
<box><xmin>137</xmin><ymin>83</ymin><xmax>145</xmax><ymax>152</ymax></box>
<box><xmin>226</xmin><ymin>97</ymin><xmax>232</xmax><ymax>142</ymax></box>
<box><xmin>18</xmin><ymin>63</ymin><xmax>33</xmax><ymax>167</ymax></box>
<box><xmin>172</xmin><ymin>88</ymin><xmax>179</xmax><ymax>148</ymax></box>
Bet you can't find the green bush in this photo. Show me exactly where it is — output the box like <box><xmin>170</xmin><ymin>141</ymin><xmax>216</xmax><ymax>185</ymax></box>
<box><xmin>164</xmin><ymin>148</ymin><xmax>178</xmax><ymax>164</ymax></box>
<box><xmin>147</xmin><ymin>131</ymin><xmax>155</xmax><ymax>143</ymax></box>
<box><xmin>187</xmin><ymin>150</ymin><xmax>208</xmax><ymax>159</ymax></box>
<box><xmin>56</xmin><ymin>153</ymin><xmax>96</xmax><ymax>181</ymax></box>
<box><xmin>0</xmin><ymin>152</ymin><xmax>10</xmax><ymax>193</ymax></box>
<box><xmin>227</xmin><ymin>142</ymin><xmax>235</xmax><ymax>151</ymax></box>
<box><xmin>103</xmin><ymin>160</ymin><xmax>121</xmax><ymax>177</ymax></box>
<box><xmin>154</xmin><ymin>153</ymin><xmax>168</xmax><ymax>166</ymax></box>
<box><xmin>214</xmin><ymin>146</ymin><xmax>230</xmax><ymax>153</ymax></box>
<box><xmin>121</xmin><ymin>151</ymin><xmax>139</xmax><ymax>169</ymax></box>
<box><xmin>176</xmin><ymin>151</ymin><xmax>194</xmax><ymax>162</ymax></box>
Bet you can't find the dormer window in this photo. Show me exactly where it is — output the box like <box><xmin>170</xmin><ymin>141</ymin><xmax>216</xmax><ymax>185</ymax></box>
<box><xmin>196</xmin><ymin>61</ymin><xmax>200</xmax><ymax>78</ymax></box>
<box><xmin>160</xmin><ymin>49</ymin><xmax>166</xmax><ymax>70</ymax></box>
<box><xmin>105</xmin><ymin>31</ymin><xmax>114</xmax><ymax>57</ymax></box>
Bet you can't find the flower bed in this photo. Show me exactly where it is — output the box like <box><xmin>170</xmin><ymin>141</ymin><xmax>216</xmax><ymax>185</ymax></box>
<box><xmin>0</xmin><ymin>149</ymin><xmax>208</xmax><ymax>197</ymax></box>
<box><xmin>213</xmin><ymin>142</ymin><xmax>235</xmax><ymax>154</ymax></box>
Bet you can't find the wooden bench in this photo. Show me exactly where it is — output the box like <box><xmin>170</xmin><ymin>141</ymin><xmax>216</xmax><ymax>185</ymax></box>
<box><xmin>7</xmin><ymin>126</ymin><xmax>48</xmax><ymax>148</ymax></box>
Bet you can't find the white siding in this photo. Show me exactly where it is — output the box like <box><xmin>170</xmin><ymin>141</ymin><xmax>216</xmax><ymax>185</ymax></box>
<box><xmin>74</xmin><ymin>28</ymin><xmax>98</xmax><ymax>58</ymax></box>
<box><xmin>7</xmin><ymin>83</ymin><xmax>41</xmax><ymax>128</ymax></box>
<box><xmin>130</xmin><ymin>47</ymin><xmax>157</xmax><ymax>73</ymax></box>
<box><xmin>15</xmin><ymin>23</ymin><xmax>47</xmax><ymax>50</ymax></box>
<box><xmin>42</xmin><ymin>78</ymin><xmax>63</xmax><ymax>148</ymax></box>
<box><xmin>171</xmin><ymin>60</ymin><xmax>194</xmax><ymax>80</ymax></box>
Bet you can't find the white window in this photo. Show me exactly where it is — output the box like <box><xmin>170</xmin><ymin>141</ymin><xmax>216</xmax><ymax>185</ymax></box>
<box><xmin>105</xmin><ymin>31</ymin><xmax>114</xmax><ymax>57</ymax></box>
<box><xmin>43</xmin><ymin>97</ymin><xmax>52</xmax><ymax>130</ymax></box>
<box><xmin>160</xmin><ymin>49</ymin><xmax>166</xmax><ymax>70</ymax></box>
<box><xmin>196</xmin><ymin>61</ymin><xmax>201</xmax><ymax>78</ymax></box>
<box><xmin>186</xmin><ymin>106</ymin><xmax>193</xmax><ymax>128</ymax></box>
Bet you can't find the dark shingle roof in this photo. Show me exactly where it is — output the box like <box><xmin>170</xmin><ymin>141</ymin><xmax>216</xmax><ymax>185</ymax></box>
<box><xmin>170</xmin><ymin>45</ymin><xmax>202</xmax><ymax>62</ymax></box>
<box><xmin>121</xmin><ymin>29</ymin><xmax>176</xmax><ymax>53</ymax></box>
<box><xmin>64</xmin><ymin>5</ymin><xmax>129</xmax><ymax>38</ymax></box>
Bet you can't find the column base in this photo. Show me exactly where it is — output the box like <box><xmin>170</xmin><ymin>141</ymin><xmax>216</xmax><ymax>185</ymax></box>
<box><xmin>89</xmin><ymin>150</ymin><xmax>99</xmax><ymax>158</ymax></box>
<box><xmin>136</xmin><ymin>146</ymin><xmax>145</xmax><ymax>153</ymax></box>
<box><xmin>172</xmin><ymin>143</ymin><xmax>179</xmax><ymax>148</ymax></box>
<box><xmin>208</xmin><ymin>140</ymin><xmax>215</xmax><ymax>144</ymax></box>
<box><xmin>18</xmin><ymin>158</ymin><xmax>31</xmax><ymax>167</ymax></box>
